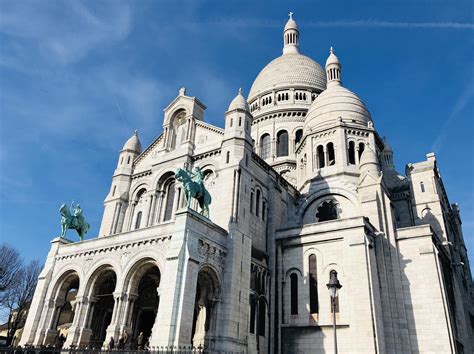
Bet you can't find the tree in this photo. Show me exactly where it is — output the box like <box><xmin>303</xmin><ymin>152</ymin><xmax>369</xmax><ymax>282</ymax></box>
<box><xmin>0</xmin><ymin>244</ymin><xmax>22</xmax><ymax>292</ymax></box>
<box><xmin>2</xmin><ymin>260</ymin><xmax>41</xmax><ymax>346</ymax></box>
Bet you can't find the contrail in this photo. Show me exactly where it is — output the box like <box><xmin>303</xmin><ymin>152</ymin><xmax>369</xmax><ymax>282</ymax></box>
<box><xmin>114</xmin><ymin>94</ymin><xmax>128</xmax><ymax>131</ymax></box>
<box><xmin>202</xmin><ymin>19</ymin><xmax>474</xmax><ymax>30</ymax></box>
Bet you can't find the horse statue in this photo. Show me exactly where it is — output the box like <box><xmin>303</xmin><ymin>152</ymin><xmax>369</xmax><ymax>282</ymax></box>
<box><xmin>175</xmin><ymin>167</ymin><xmax>212</xmax><ymax>218</ymax></box>
<box><xmin>59</xmin><ymin>203</ymin><xmax>89</xmax><ymax>241</ymax></box>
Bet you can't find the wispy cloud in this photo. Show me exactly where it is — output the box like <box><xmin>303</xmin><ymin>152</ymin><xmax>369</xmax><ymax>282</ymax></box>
<box><xmin>0</xmin><ymin>1</ymin><xmax>132</xmax><ymax>67</ymax></box>
<box><xmin>432</xmin><ymin>83</ymin><xmax>474</xmax><ymax>152</ymax></box>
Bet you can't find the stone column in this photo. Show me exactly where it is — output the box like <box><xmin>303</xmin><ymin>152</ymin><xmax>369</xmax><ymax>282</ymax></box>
<box><xmin>355</xmin><ymin>146</ymin><xmax>360</xmax><ymax>165</ymax></box>
<box><xmin>63</xmin><ymin>295</ymin><xmax>88</xmax><ymax>348</ymax></box>
<box><xmin>148</xmin><ymin>192</ymin><xmax>158</xmax><ymax>226</ymax></box>
<box><xmin>119</xmin><ymin>293</ymin><xmax>138</xmax><ymax>334</ymax></box>
<box><xmin>143</xmin><ymin>193</ymin><xmax>153</xmax><ymax>228</ymax></box>
<box><xmin>103</xmin><ymin>292</ymin><xmax>126</xmax><ymax>348</ymax></box>
<box><xmin>155</xmin><ymin>191</ymin><xmax>164</xmax><ymax>224</ymax></box>
<box><xmin>43</xmin><ymin>299</ymin><xmax>65</xmax><ymax>345</ymax></box>
<box><xmin>324</xmin><ymin>146</ymin><xmax>329</xmax><ymax>167</ymax></box>
<box><xmin>127</xmin><ymin>202</ymin><xmax>137</xmax><ymax>231</ymax></box>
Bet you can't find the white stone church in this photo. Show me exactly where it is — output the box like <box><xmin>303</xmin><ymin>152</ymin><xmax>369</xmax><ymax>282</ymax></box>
<box><xmin>20</xmin><ymin>14</ymin><xmax>474</xmax><ymax>353</ymax></box>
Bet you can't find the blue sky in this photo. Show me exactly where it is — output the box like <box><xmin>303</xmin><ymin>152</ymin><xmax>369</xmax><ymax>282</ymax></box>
<box><xmin>0</xmin><ymin>1</ymin><xmax>473</xmax><ymax>272</ymax></box>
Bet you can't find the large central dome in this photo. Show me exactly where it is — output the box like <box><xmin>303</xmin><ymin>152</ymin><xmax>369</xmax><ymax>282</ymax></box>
<box><xmin>248</xmin><ymin>54</ymin><xmax>327</xmax><ymax>102</ymax></box>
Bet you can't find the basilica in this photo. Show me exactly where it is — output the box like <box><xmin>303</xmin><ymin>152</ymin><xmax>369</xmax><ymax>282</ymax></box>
<box><xmin>20</xmin><ymin>14</ymin><xmax>473</xmax><ymax>353</ymax></box>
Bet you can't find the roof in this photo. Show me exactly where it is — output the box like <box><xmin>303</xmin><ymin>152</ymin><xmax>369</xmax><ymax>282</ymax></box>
<box><xmin>304</xmin><ymin>84</ymin><xmax>372</xmax><ymax>132</ymax></box>
<box><xmin>248</xmin><ymin>53</ymin><xmax>326</xmax><ymax>102</ymax></box>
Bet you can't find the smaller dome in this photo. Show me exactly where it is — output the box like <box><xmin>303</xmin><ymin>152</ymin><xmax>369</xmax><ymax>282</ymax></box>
<box><xmin>304</xmin><ymin>85</ymin><xmax>372</xmax><ymax>132</ymax></box>
<box><xmin>122</xmin><ymin>130</ymin><xmax>142</xmax><ymax>153</ymax></box>
<box><xmin>228</xmin><ymin>88</ymin><xmax>249</xmax><ymax>111</ymax></box>
<box><xmin>284</xmin><ymin>12</ymin><xmax>298</xmax><ymax>31</ymax></box>
<box><xmin>325</xmin><ymin>47</ymin><xmax>340</xmax><ymax>67</ymax></box>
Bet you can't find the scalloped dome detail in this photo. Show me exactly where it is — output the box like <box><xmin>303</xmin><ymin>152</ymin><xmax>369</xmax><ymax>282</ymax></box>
<box><xmin>122</xmin><ymin>131</ymin><xmax>142</xmax><ymax>153</ymax></box>
<box><xmin>228</xmin><ymin>89</ymin><xmax>249</xmax><ymax>111</ymax></box>
<box><xmin>304</xmin><ymin>85</ymin><xmax>372</xmax><ymax>132</ymax></box>
<box><xmin>248</xmin><ymin>54</ymin><xmax>327</xmax><ymax>102</ymax></box>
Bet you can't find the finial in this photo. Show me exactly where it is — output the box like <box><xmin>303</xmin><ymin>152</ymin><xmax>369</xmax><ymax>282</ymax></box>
<box><xmin>179</xmin><ymin>87</ymin><xmax>186</xmax><ymax>96</ymax></box>
<box><xmin>289</xmin><ymin>12</ymin><xmax>293</xmax><ymax>19</ymax></box>
<box><xmin>330</xmin><ymin>46</ymin><xmax>334</xmax><ymax>54</ymax></box>
<box><xmin>238</xmin><ymin>88</ymin><xmax>243</xmax><ymax>95</ymax></box>
<box><xmin>134</xmin><ymin>129</ymin><xmax>138</xmax><ymax>135</ymax></box>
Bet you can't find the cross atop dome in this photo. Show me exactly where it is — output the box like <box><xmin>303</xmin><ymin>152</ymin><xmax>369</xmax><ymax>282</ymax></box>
<box><xmin>289</xmin><ymin>12</ymin><xmax>293</xmax><ymax>19</ymax></box>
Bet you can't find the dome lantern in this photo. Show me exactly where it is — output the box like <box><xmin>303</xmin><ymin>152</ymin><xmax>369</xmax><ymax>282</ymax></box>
<box><xmin>283</xmin><ymin>12</ymin><xmax>300</xmax><ymax>55</ymax></box>
<box><xmin>326</xmin><ymin>46</ymin><xmax>342</xmax><ymax>87</ymax></box>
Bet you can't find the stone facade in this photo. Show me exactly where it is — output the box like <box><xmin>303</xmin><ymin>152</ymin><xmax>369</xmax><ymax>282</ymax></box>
<box><xmin>20</xmin><ymin>14</ymin><xmax>473</xmax><ymax>354</ymax></box>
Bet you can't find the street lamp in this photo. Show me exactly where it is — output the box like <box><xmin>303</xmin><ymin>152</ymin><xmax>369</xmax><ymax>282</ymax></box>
<box><xmin>327</xmin><ymin>270</ymin><xmax>342</xmax><ymax>354</ymax></box>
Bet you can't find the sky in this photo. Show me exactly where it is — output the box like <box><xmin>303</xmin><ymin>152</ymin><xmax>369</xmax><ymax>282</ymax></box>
<box><xmin>0</xmin><ymin>1</ymin><xmax>473</xmax><ymax>273</ymax></box>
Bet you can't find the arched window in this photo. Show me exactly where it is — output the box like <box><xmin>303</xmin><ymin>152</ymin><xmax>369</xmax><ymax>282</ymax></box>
<box><xmin>277</xmin><ymin>130</ymin><xmax>289</xmax><ymax>157</ymax></box>
<box><xmin>317</xmin><ymin>145</ymin><xmax>325</xmax><ymax>168</ymax></box>
<box><xmin>420</xmin><ymin>181</ymin><xmax>425</xmax><ymax>193</ymax></box>
<box><xmin>290</xmin><ymin>273</ymin><xmax>298</xmax><ymax>315</ymax></box>
<box><xmin>327</xmin><ymin>142</ymin><xmax>335</xmax><ymax>166</ymax></box>
<box><xmin>262</xmin><ymin>201</ymin><xmax>266</xmax><ymax>221</ymax></box>
<box><xmin>120</xmin><ymin>157</ymin><xmax>124</xmax><ymax>165</ymax></box>
<box><xmin>127</xmin><ymin>156</ymin><xmax>131</xmax><ymax>164</ymax></box>
<box><xmin>112</xmin><ymin>186</ymin><xmax>116</xmax><ymax>196</ymax></box>
<box><xmin>358</xmin><ymin>142</ymin><xmax>365</xmax><ymax>161</ymax></box>
<box><xmin>230</xmin><ymin>118</ymin><xmax>233</xmax><ymax>127</ymax></box>
<box><xmin>258</xmin><ymin>298</ymin><xmax>266</xmax><ymax>336</ymax></box>
<box><xmin>348</xmin><ymin>141</ymin><xmax>356</xmax><ymax>165</ymax></box>
<box><xmin>329</xmin><ymin>270</ymin><xmax>340</xmax><ymax>313</ymax></box>
<box><xmin>295</xmin><ymin>129</ymin><xmax>303</xmax><ymax>146</ymax></box>
<box><xmin>309</xmin><ymin>254</ymin><xmax>318</xmax><ymax>314</ymax></box>
<box><xmin>250</xmin><ymin>192</ymin><xmax>254</xmax><ymax>214</ymax></box>
<box><xmin>260</xmin><ymin>134</ymin><xmax>271</xmax><ymax>160</ymax></box>
<box><xmin>226</xmin><ymin>151</ymin><xmax>230</xmax><ymax>164</ymax></box>
<box><xmin>249</xmin><ymin>297</ymin><xmax>256</xmax><ymax>334</ymax></box>
<box><xmin>163</xmin><ymin>181</ymin><xmax>176</xmax><ymax>222</ymax></box>
<box><xmin>256</xmin><ymin>189</ymin><xmax>261</xmax><ymax>217</ymax></box>
<box><xmin>135</xmin><ymin>211</ymin><xmax>142</xmax><ymax>230</ymax></box>
<box><xmin>316</xmin><ymin>200</ymin><xmax>340</xmax><ymax>222</ymax></box>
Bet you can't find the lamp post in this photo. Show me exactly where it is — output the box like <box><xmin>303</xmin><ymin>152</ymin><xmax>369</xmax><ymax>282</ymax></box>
<box><xmin>327</xmin><ymin>271</ymin><xmax>342</xmax><ymax>354</ymax></box>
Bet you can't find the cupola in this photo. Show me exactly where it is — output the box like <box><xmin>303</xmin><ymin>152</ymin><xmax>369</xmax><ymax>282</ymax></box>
<box><xmin>326</xmin><ymin>47</ymin><xmax>341</xmax><ymax>87</ymax></box>
<box><xmin>283</xmin><ymin>12</ymin><xmax>300</xmax><ymax>55</ymax></box>
<box><xmin>122</xmin><ymin>130</ymin><xmax>142</xmax><ymax>153</ymax></box>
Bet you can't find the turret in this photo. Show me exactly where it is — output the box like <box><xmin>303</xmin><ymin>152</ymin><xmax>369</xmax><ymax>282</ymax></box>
<box><xmin>221</xmin><ymin>88</ymin><xmax>253</xmax><ymax>167</ymax></box>
<box><xmin>223</xmin><ymin>88</ymin><xmax>252</xmax><ymax>143</ymax></box>
<box><xmin>283</xmin><ymin>12</ymin><xmax>300</xmax><ymax>55</ymax></box>
<box><xmin>98</xmin><ymin>131</ymin><xmax>142</xmax><ymax>237</ymax></box>
<box><xmin>325</xmin><ymin>47</ymin><xmax>341</xmax><ymax>87</ymax></box>
<box><xmin>359</xmin><ymin>142</ymin><xmax>380</xmax><ymax>177</ymax></box>
<box><xmin>116</xmin><ymin>130</ymin><xmax>142</xmax><ymax>174</ymax></box>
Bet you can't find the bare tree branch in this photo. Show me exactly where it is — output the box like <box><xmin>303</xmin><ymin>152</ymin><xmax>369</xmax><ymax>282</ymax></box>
<box><xmin>0</xmin><ymin>244</ymin><xmax>22</xmax><ymax>293</ymax></box>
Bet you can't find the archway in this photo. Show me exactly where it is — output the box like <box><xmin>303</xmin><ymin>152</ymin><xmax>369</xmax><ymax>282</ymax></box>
<box><xmin>129</xmin><ymin>264</ymin><xmax>161</xmax><ymax>348</ymax></box>
<box><xmin>88</xmin><ymin>269</ymin><xmax>117</xmax><ymax>349</ymax></box>
<box><xmin>191</xmin><ymin>267</ymin><xmax>220</xmax><ymax>348</ymax></box>
<box><xmin>50</xmin><ymin>271</ymin><xmax>80</xmax><ymax>342</ymax></box>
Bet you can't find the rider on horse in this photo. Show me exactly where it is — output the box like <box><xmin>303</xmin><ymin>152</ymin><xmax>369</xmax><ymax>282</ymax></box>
<box><xmin>191</xmin><ymin>167</ymin><xmax>205</xmax><ymax>199</ymax></box>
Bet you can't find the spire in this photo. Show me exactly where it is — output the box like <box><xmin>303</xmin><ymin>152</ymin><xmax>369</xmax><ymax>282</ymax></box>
<box><xmin>283</xmin><ymin>12</ymin><xmax>300</xmax><ymax>55</ymax></box>
<box><xmin>325</xmin><ymin>46</ymin><xmax>342</xmax><ymax>87</ymax></box>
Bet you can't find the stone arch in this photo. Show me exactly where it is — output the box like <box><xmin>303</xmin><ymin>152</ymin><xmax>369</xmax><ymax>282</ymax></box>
<box><xmin>46</xmin><ymin>269</ymin><xmax>81</xmax><ymax>339</ymax></box>
<box><xmin>84</xmin><ymin>264</ymin><xmax>118</xmax><ymax>348</ymax></box>
<box><xmin>122</xmin><ymin>257</ymin><xmax>161</xmax><ymax>347</ymax></box>
<box><xmin>299</xmin><ymin>187</ymin><xmax>360</xmax><ymax>224</ymax></box>
<box><xmin>169</xmin><ymin>109</ymin><xmax>188</xmax><ymax>149</ymax></box>
<box><xmin>191</xmin><ymin>265</ymin><xmax>221</xmax><ymax>348</ymax></box>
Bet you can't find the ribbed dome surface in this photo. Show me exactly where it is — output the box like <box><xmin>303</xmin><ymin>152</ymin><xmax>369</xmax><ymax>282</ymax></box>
<box><xmin>228</xmin><ymin>90</ymin><xmax>249</xmax><ymax>111</ymax></box>
<box><xmin>122</xmin><ymin>132</ymin><xmax>142</xmax><ymax>153</ymax></box>
<box><xmin>248</xmin><ymin>54</ymin><xmax>326</xmax><ymax>102</ymax></box>
<box><xmin>304</xmin><ymin>85</ymin><xmax>372</xmax><ymax>131</ymax></box>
